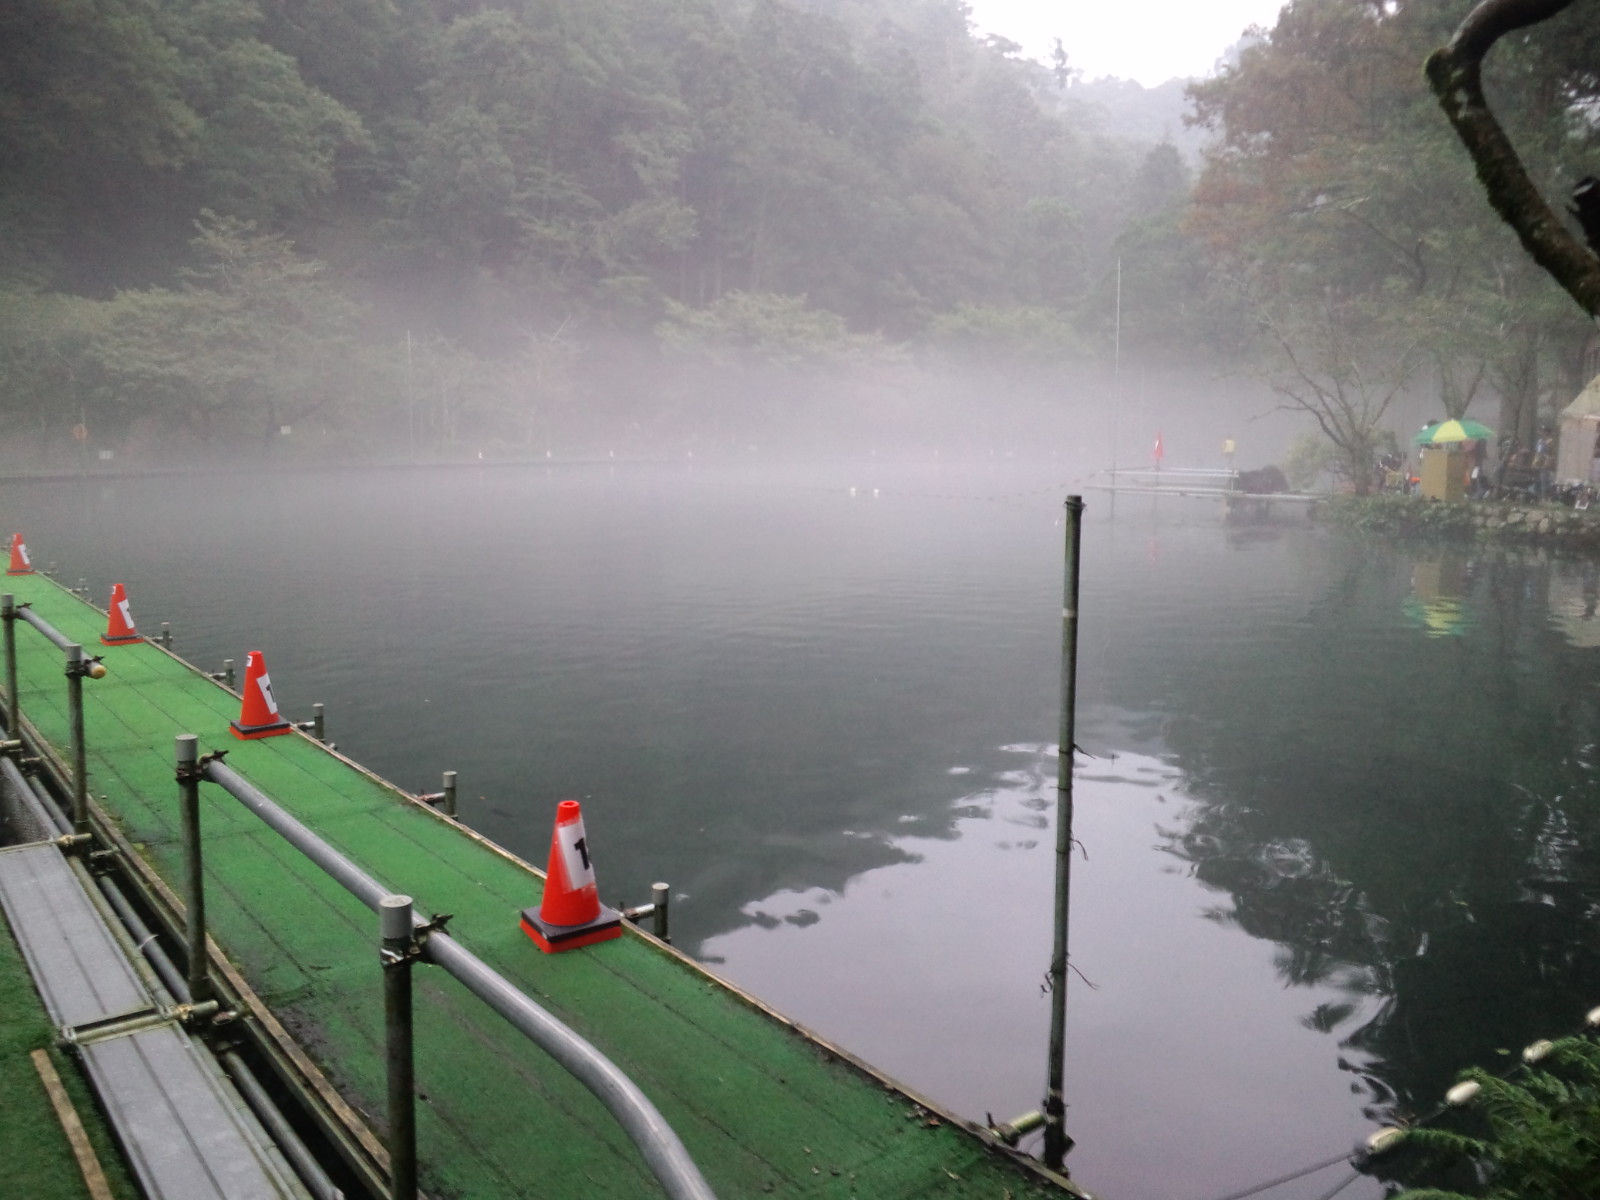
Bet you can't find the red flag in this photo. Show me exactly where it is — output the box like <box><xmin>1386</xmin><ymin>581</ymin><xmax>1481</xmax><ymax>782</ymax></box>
<box><xmin>1153</xmin><ymin>431</ymin><xmax>1164</xmax><ymax>462</ymax></box>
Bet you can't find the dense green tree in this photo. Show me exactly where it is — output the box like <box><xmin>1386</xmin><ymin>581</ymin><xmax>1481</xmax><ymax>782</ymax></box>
<box><xmin>89</xmin><ymin>213</ymin><xmax>363</xmax><ymax>445</ymax></box>
<box><xmin>0</xmin><ymin>0</ymin><xmax>199</xmax><ymax>284</ymax></box>
<box><xmin>0</xmin><ymin>0</ymin><xmax>367</xmax><ymax>289</ymax></box>
<box><xmin>190</xmin><ymin>40</ymin><xmax>368</xmax><ymax>220</ymax></box>
<box><xmin>0</xmin><ymin>286</ymin><xmax>108</xmax><ymax>443</ymax></box>
<box><xmin>1188</xmin><ymin>0</ymin><xmax>1593</xmax><ymax>455</ymax></box>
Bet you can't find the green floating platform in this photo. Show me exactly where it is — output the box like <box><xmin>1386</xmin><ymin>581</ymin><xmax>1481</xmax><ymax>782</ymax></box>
<box><xmin>2</xmin><ymin>571</ymin><xmax>1082</xmax><ymax>1200</ymax></box>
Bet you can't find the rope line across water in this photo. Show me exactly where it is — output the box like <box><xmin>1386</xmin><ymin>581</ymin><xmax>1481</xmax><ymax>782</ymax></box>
<box><xmin>1196</xmin><ymin>1150</ymin><xmax>1356</xmax><ymax>1200</ymax></box>
<box><xmin>1192</xmin><ymin>999</ymin><xmax>1600</xmax><ymax>1200</ymax></box>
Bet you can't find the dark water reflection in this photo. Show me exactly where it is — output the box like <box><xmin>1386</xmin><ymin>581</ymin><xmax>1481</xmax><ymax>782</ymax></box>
<box><xmin>9</xmin><ymin>464</ymin><xmax>1600</xmax><ymax>1200</ymax></box>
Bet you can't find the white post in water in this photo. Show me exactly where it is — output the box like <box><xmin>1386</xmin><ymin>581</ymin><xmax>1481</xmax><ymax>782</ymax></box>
<box><xmin>1044</xmin><ymin>495</ymin><xmax>1084</xmax><ymax>1170</ymax></box>
<box><xmin>1110</xmin><ymin>258</ymin><xmax>1122</xmax><ymax>484</ymax></box>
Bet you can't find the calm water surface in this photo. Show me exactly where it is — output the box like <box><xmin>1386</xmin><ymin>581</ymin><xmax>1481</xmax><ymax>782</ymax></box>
<box><xmin>10</xmin><ymin>462</ymin><xmax>1600</xmax><ymax>1200</ymax></box>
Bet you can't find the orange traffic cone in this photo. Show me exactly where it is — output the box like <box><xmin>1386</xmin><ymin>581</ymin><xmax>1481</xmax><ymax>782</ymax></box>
<box><xmin>520</xmin><ymin>800</ymin><xmax>622</xmax><ymax>953</ymax></box>
<box><xmin>100</xmin><ymin>583</ymin><xmax>141</xmax><ymax>645</ymax></box>
<box><xmin>6</xmin><ymin>534</ymin><xmax>33</xmax><ymax>576</ymax></box>
<box><xmin>229</xmin><ymin>650</ymin><xmax>292</xmax><ymax>740</ymax></box>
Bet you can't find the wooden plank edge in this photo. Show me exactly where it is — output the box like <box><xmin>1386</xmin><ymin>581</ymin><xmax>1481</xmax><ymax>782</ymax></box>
<box><xmin>31</xmin><ymin>1047</ymin><xmax>116</xmax><ymax>1200</ymax></box>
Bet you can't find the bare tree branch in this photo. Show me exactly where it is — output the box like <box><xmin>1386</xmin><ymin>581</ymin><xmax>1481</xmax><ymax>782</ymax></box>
<box><xmin>1425</xmin><ymin>0</ymin><xmax>1600</xmax><ymax>315</ymax></box>
<box><xmin>1329</xmin><ymin>202</ymin><xmax>1429</xmax><ymax>293</ymax></box>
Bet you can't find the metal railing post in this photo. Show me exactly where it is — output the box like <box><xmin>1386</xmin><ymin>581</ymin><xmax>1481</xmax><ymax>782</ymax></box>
<box><xmin>8</xmin><ymin>610</ymin><xmax>108</xmax><ymax>839</ymax></box>
<box><xmin>1</xmin><ymin>594</ymin><xmax>16</xmax><ymax>738</ymax></box>
<box><xmin>175</xmin><ymin>735</ymin><xmax>213</xmax><ymax>1005</ymax></box>
<box><xmin>299</xmin><ymin>703</ymin><xmax>326</xmax><ymax>742</ymax></box>
<box><xmin>652</xmin><ymin>882</ymin><xmax>670</xmax><ymax>943</ymax></box>
<box><xmin>64</xmin><ymin>644</ymin><xmax>91</xmax><ymax>837</ymax></box>
<box><xmin>381</xmin><ymin>895</ymin><xmax>418</xmax><ymax>1200</ymax></box>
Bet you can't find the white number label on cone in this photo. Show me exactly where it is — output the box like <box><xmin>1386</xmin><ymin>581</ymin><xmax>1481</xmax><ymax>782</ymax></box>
<box><xmin>256</xmin><ymin>672</ymin><xmax>280</xmax><ymax>716</ymax></box>
<box><xmin>117</xmin><ymin>599</ymin><xmax>133</xmax><ymax>629</ymax></box>
<box><xmin>556</xmin><ymin>820</ymin><xmax>596</xmax><ymax>890</ymax></box>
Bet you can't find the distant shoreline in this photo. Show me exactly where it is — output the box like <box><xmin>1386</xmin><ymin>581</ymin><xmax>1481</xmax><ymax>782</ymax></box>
<box><xmin>1325</xmin><ymin>495</ymin><xmax>1600</xmax><ymax>552</ymax></box>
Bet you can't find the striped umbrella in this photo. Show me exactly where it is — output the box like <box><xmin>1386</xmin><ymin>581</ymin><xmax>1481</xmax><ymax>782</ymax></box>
<box><xmin>1413</xmin><ymin>418</ymin><xmax>1495</xmax><ymax>445</ymax></box>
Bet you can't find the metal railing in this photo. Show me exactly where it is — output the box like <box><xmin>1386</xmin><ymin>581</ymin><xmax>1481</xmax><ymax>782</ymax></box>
<box><xmin>174</xmin><ymin>736</ymin><xmax>716</xmax><ymax>1200</ymax></box>
<box><xmin>1096</xmin><ymin>467</ymin><xmax>1240</xmax><ymax>496</ymax></box>
<box><xmin>0</xmin><ymin>586</ymin><xmax>707</xmax><ymax>1198</ymax></box>
<box><xmin>2</xmin><ymin>593</ymin><xmax>107</xmax><ymax>836</ymax></box>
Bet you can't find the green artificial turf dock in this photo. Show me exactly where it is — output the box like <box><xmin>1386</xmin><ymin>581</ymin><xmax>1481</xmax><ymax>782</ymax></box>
<box><xmin>0</xmin><ymin>904</ymin><xmax>141</xmax><ymax>1200</ymax></box>
<box><xmin>1</xmin><ymin>571</ymin><xmax>1081</xmax><ymax>1200</ymax></box>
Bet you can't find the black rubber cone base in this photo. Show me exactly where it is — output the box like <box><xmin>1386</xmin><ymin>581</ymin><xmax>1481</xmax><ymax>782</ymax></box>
<box><xmin>520</xmin><ymin>904</ymin><xmax>622</xmax><ymax>953</ymax></box>
<box><xmin>230</xmin><ymin>719</ymin><xmax>292</xmax><ymax>740</ymax></box>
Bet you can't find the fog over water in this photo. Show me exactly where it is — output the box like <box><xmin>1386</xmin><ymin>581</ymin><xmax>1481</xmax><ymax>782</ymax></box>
<box><xmin>9</xmin><ymin>459</ymin><xmax>1600</xmax><ymax>1200</ymax></box>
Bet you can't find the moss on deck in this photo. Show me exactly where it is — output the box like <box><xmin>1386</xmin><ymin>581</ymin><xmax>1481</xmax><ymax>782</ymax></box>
<box><xmin>3</xmin><ymin>572</ymin><xmax>1077</xmax><ymax>1200</ymax></box>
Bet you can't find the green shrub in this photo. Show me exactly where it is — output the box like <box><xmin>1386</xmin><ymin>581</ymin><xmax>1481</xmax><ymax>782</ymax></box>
<box><xmin>1399</xmin><ymin>1038</ymin><xmax>1600</xmax><ymax>1200</ymax></box>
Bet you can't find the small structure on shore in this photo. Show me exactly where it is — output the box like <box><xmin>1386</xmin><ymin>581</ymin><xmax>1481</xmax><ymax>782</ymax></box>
<box><xmin>1557</xmin><ymin>377</ymin><xmax>1600</xmax><ymax>486</ymax></box>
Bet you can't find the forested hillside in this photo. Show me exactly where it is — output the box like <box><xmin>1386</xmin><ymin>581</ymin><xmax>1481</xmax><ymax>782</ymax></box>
<box><xmin>3</xmin><ymin>0</ymin><xmax>1596</xmax><ymax>468</ymax></box>
<box><xmin>0</xmin><ymin>0</ymin><xmax>1204</xmax><ymax>460</ymax></box>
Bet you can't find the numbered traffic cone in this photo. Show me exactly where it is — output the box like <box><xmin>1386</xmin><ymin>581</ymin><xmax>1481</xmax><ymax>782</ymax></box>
<box><xmin>520</xmin><ymin>800</ymin><xmax>622</xmax><ymax>953</ymax></box>
<box><xmin>229</xmin><ymin>650</ymin><xmax>292</xmax><ymax>740</ymax></box>
<box><xmin>100</xmin><ymin>583</ymin><xmax>141</xmax><ymax>645</ymax></box>
<box><xmin>6</xmin><ymin>534</ymin><xmax>33</xmax><ymax>576</ymax></box>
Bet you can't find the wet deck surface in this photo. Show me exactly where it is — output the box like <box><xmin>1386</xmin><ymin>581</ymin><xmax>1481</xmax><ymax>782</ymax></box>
<box><xmin>3</xmin><ymin>571</ymin><xmax>1079</xmax><ymax>1200</ymax></box>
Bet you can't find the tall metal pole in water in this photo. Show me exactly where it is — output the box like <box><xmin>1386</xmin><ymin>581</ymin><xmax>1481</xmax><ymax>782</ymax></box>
<box><xmin>1043</xmin><ymin>495</ymin><xmax>1084</xmax><ymax>1170</ymax></box>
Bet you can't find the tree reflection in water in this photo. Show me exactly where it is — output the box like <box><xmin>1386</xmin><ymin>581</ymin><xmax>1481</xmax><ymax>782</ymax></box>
<box><xmin>1149</xmin><ymin>544</ymin><xmax>1600</xmax><ymax>1145</ymax></box>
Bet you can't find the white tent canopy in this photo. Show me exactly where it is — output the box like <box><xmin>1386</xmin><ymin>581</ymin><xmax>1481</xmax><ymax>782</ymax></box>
<box><xmin>1557</xmin><ymin>377</ymin><xmax>1600</xmax><ymax>484</ymax></box>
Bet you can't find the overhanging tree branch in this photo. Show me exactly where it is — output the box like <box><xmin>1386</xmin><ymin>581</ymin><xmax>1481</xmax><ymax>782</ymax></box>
<box><xmin>1425</xmin><ymin>0</ymin><xmax>1600</xmax><ymax>315</ymax></box>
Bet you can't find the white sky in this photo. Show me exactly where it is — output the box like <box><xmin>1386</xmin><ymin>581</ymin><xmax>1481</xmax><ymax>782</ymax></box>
<box><xmin>964</xmin><ymin>0</ymin><xmax>1289</xmax><ymax>86</ymax></box>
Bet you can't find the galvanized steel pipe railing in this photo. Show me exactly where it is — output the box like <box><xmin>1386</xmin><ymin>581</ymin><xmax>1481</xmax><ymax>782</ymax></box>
<box><xmin>174</xmin><ymin>736</ymin><xmax>215</xmax><ymax>1005</ymax></box>
<box><xmin>219</xmin><ymin>1049</ymin><xmax>347</xmax><ymax>1200</ymax></box>
<box><xmin>2</xmin><ymin>595</ymin><xmax>19</xmax><ymax>741</ymax></box>
<box><xmin>63</xmin><ymin>644</ymin><xmax>94</xmax><ymax>836</ymax></box>
<box><xmin>3</xmin><ymin>597</ymin><xmax>107</xmax><ymax>837</ymax></box>
<box><xmin>0</xmin><ymin>754</ymin><xmax>66</xmax><ymax>841</ymax></box>
<box><xmin>11</xmin><ymin>601</ymin><xmax>82</xmax><ymax>654</ymax></box>
<box><xmin>380</xmin><ymin>895</ymin><xmax>418</xmax><ymax>1200</ymax></box>
<box><xmin>193</xmin><ymin>750</ymin><xmax>716</xmax><ymax>1200</ymax></box>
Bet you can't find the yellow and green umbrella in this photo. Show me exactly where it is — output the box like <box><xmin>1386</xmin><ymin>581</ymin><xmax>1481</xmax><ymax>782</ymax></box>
<box><xmin>1413</xmin><ymin>418</ymin><xmax>1495</xmax><ymax>445</ymax></box>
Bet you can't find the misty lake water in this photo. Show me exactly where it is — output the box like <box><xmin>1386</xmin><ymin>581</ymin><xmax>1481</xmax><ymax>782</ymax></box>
<box><xmin>10</xmin><ymin>460</ymin><xmax>1600</xmax><ymax>1200</ymax></box>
